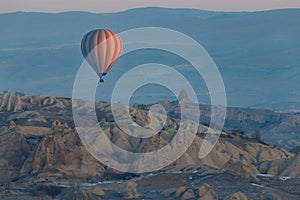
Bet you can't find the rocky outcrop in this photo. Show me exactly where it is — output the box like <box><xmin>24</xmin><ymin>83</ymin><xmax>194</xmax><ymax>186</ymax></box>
<box><xmin>88</xmin><ymin>185</ymin><xmax>105</xmax><ymax>197</ymax></box>
<box><xmin>178</xmin><ymin>90</ymin><xmax>193</xmax><ymax>103</ymax></box>
<box><xmin>134</xmin><ymin>93</ymin><xmax>300</xmax><ymax>150</ymax></box>
<box><xmin>0</xmin><ymin>93</ymin><xmax>70</xmax><ymax>112</ymax></box>
<box><xmin>8</xmin><ymin>111</ymin><xmax>47</xmax><ymax>123</ymax></box>
<box><xmin>181</xmin><ymin>188</ymin><xmax>195</xmax><ymax>200</ymax></box>
<box><xmin>58</xmin><ymin>187</ymin><xmax>88</xmax><ymax>200</ymax></box>
<box><xmin>161</xmin><ymin>188</ymin><xmax>176</xmax><ymax>197</ymax></box>
<box><xmin>0</xmin><ymin>128</ymin><xmax>31</xmax><ymax>183</ymax></box>
<box><xmin>122</xmin><ymin>181</ymin><xmax>139</xmax><ymax>199</ymax></box>
<box><xmin>198</xmin><ymin>183</ymin><xmax>218</xmax><ymax>200</ymax></box>
<box><xmin>32</xmin><ymin>120</ymin><xmax>105</xmax><ymax>181</ymax></box>
<box><xmin>175</xmin><ymin>133</ymin><xmax>291</xmax><ymax>179</ymax></box>
<box><xmin>1</xmin><ymin>93</ymin><xmax>300</xmax><ymax>150</ymax></box>
<box><xmin>0</xmin><ymin>94</ymin><xmax>299</xmax><ymax>189</ymax></box>
<box><xmin>175</xmin><ymin>186</ymin><xmax>187</xmax><ymax>198</ymax></box>
<box><xmin>8</xmin><ymin>120</ymin><xmax>17</xmax><ymax>130</ymax></box>
<box><xmin>0</xmin><ymin>115</ymin><xmax>295</xmax><ymax>185</ymax></box>
<box><xmin>16</xmin><ymin>125</ymin><xmax>50</xmax><ymax>136</ymax></box>
<box><xmin>259</xmin><ymin>153</ymin><xmax>300</xmax><ymax>178</ymax></box>
<box><xmin>164</xmin><ymin>184</ymin><xmax>217</xmax><ymax>200</ymax></box>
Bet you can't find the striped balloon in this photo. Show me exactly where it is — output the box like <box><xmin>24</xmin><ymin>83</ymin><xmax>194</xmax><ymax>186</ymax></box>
<box><xmin>81</xmin><ymin>29</ymin><xmax>122</xmax><ymax>75</ymax></box>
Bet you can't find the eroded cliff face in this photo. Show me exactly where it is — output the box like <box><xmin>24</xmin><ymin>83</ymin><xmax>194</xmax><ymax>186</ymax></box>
<box><xmin>0</xmin><ymin>119</ymin><xmax>295</xmax><ymax>185</ymax></box>
<box><xmin>0</xmin><ymin>94</ymin><xmax>298</xmax><ymax>186</ymax></box>
<box><xmin>0</xmin><ymin>93</ymin><xmax>70</xmax><ymax>112</ymax></box>
<box><xmin>31</xmin><ymin>120</ymin><xmax>105</xmax><ymax>181</ymax></box>
<box><xmin>0</xmin><ymin>124</ymin><xmax>31</xmax><ymax>183</ymax></box>
<box><xmin>0</xmin><ymin>95</ymin><xmax>299</xmax><ymax>200</ymax></box>
<box><xmin>258</xmin><ymin>153</ymin><xmax>300</xmax><ymax>178</ymax></box>
<box><xmin>135</xmin><ymin>95</ymin><xmax>300</xmax><ymax>150</ymax></box>
<box><xmin>1</xmin><ymin>93</ymin><xmax>299</xmax><ymax>149</ymax></box>
<box><xmin>0</xmin><ymin>121</ymin><xmax>105</xmax><ymax>183</ymax></box>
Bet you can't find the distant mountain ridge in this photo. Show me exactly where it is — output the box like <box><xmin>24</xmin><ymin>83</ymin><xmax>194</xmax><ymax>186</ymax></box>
<box><xmin>0</xmin><ymin>7</ymin><xmax>299</xmax><ymax>110</ymax></box>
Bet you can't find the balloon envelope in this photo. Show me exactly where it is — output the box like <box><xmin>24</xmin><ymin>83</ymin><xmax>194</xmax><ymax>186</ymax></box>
<box><xmin>81</xmin><ymin>29</ymin><xmax>122</xmax><ymax>75</ymax></box>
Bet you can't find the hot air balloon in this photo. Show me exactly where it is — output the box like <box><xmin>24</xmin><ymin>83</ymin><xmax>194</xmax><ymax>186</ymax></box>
<box><xmin>81</xmin><ymin>29</ymin><xmax>122</xmax><ymax>82</ymax></box>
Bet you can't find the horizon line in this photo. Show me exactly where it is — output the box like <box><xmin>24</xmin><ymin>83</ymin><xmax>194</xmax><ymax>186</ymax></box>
<box><xmin>0</xmin><ymin>6</ymin><xmax>300</xmax><ymax>15</ymax></box>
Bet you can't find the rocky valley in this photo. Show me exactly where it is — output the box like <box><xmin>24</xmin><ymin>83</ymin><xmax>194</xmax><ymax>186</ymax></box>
<box><xmin>0</xmin><ymin>93</ymin><xmax>299</xmax><ymax>199</ymax></box>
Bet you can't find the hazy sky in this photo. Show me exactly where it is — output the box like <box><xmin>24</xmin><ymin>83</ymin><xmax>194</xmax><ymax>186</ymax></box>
<box><xmin>1</xmin><ymin>0</ymin><xmax>300</xmax><ymax>13</ymax></box>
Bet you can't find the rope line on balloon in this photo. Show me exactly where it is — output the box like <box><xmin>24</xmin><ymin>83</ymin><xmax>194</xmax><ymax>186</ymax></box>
<box><xmin>99</xmin><ymin>73</ymin><xmax>107</xmax><ymax>83</ymax></box>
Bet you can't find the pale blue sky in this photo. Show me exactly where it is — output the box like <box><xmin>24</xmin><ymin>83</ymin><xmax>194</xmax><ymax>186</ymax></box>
<box><xmin>1</xmin><ymin>0</ymin><xmax>300</xmax><ymax>13</ymax></box>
